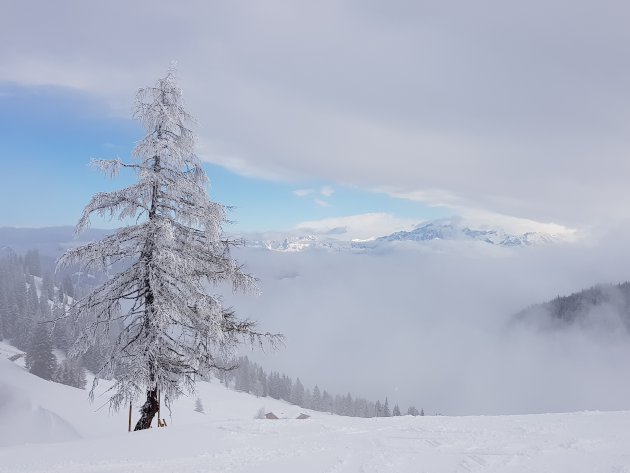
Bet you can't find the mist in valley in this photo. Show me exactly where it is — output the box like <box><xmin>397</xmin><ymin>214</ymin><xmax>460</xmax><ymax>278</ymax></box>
<box><xmin>224</xmin><ymin>228</ymin><xmax>630</xmax><ymax>416</ymax></box>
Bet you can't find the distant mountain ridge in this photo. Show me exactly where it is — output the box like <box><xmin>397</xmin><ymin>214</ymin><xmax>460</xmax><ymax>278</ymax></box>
<box><xmin>0</xmin><ymin>219</ymin><xmax>565</xmax><ymax>256</ymax></box>
<box><xmin>248</xmin><ymin>218</ymin><xmax>564</xmax><ymax>252</ymax></box>
<box><xmin>373</xmin><ymin>219</ymin><xmax>559</xmax><ymax>247</ymax></box>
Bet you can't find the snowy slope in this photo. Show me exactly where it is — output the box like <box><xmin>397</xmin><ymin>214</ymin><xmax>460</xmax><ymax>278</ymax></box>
<box><xmin>2</xmin><ymin>352</ymin><xmax>630</xmax><ymax>472</ymax></box>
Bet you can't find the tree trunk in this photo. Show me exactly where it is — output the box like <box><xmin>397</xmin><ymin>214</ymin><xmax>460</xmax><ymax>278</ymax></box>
<box><xmin>133</xmin><ymin>154</ymin><xmax>162</xmax><ymax>433</ymax></box>
<box><xmin>133</xmin><ymin>387</ymin><xmax>159</xmax><ymax>431</ymax></box>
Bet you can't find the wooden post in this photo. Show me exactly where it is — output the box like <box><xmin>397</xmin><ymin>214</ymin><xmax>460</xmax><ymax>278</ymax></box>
<box><xmin>157</xmin><ymin>389</ymin><xmax>161</xmax><ymax>427</ymax></box>
<box><xmin>128</xmin><ymin>401</ymin><xmax>132</xmax><ymax>432</ymax></box>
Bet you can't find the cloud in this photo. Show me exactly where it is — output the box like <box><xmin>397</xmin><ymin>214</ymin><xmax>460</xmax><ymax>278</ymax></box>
<box><xmin>293</xmin><ymin>189</ymin><xmax>315</xmax><ymax>197</ymax></box>
<box><xmin>293</xmin><ymin>186</ymin><xmax>335</xmax><ymax>207</ymax></box>
<box><xmin>296</xmin><ymin>212</ymin><xmax>417</xmax><ymax>240</ymax></box>
<box><xmin>3</xmin><ymin>1</ymin><xmax>630</xmax><ymax>227</ymax></box>
<box><xmin>320</xmin><ymin>185</ymin><xmax>334</xmax><ymax>197</ymax></box>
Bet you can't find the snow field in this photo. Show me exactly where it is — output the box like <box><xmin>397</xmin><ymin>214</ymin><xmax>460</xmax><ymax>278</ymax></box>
<box><xmin>2</xmin><ymin>353</ymin><xmax>630</xmax><ymax>472</ymax></box>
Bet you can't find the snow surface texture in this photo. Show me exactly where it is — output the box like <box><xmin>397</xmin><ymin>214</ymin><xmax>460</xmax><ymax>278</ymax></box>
<box><xmin>2</xmin><ymin>351</ymin><xmax>630</xmax><ymax>473</ymax></box>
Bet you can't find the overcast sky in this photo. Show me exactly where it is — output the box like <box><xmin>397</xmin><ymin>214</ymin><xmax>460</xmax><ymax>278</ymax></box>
<box><xmin>2</xmin><ymin>1</ymin><xmax>630</xmax><ymax>235</ymax></box>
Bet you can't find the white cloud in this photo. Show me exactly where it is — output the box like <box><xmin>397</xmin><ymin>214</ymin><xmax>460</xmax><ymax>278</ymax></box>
<box><xmin>380</xmin><ymin>186</ymin><xmax>577</xmax><ymax>236</ymax></box>
<box><xmin>296</xmin><ymin>212</ymin><xmax>417</xmax><ymax>240</ymax></box>
<box><xmin>293</xmin><ymin>189</ymin><xmax>315</xmax><ymax>197</ymax></box>
<box><xmin>320</xmin><ymin>185</ymin><xmax>334</xmax><ymax>197</ymax></box>
<box><xmin>313</xmin><ymin>198</ymin><xmax>330</xmax><ymax>208</ymax></box>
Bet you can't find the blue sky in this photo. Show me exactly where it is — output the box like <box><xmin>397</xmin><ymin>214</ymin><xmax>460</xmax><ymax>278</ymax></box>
<box><xmin>0</xmin><ymin>82</ymin><xmax>447</xmax><ymax>235</ymax></box>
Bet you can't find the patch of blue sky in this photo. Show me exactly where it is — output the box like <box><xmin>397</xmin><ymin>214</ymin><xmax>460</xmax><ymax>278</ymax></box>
<box><xmin>0</xmin><ymin>83</ymin><xmax>140</xmax><ymax>227</ymax></box>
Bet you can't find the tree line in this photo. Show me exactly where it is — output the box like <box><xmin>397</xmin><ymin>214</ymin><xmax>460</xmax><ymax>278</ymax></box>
<box><xmin>0</xmin><ymin>248</ymin><xmax>110</xmax><ymax>389</ymax></box>
<box><xmin>216</xmin><ymin>356</ymin><xmax>425</xmax><ymax>418</ymax></box>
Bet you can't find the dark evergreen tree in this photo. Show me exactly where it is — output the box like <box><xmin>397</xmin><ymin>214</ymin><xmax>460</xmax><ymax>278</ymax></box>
<box><xmin>53</xmin><ymin>358</ymin><xmax>87</xmax><ymax>389</ymax></box>
<box><xmin>312</xmin><ymin>385</ymin><xmax>322</xmax><ymax>411</ymax></box>
<box><xmin>13</xmin><ymin>276</ymin><xmax>37</xmax><ymax>350</ymax></box>
<box><xmin>383</xmin><ymin>397</ymin><xmax>391</xmax><ymax>417</ymax></box>
<box><xmin>291</xmin><ymin>378</ymin><xmax>305</xmax><ymax>407</ymax></box>
<box><xmin>62</xmin><ymin>275</ymin><xmax>75</xmax><ymax>299</ymax></box>
<box><xmin>24</xmin><ymin>249</ymin><xmax>42</xmax><ymax>277</ymax></box>
<box><xmin>41</xmin><ymin>271</ymin><xmax>55</xmax><ymax>301</ymax></box>
<box><xmin>26</xmin><ymin>323</ymin><xmax>57</xmax><ymax>380</ymax></box>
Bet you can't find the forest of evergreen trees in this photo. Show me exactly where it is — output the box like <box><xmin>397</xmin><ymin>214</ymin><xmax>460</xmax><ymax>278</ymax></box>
<box><xmin>216</xmin><ymin>356</ymin><xmax>425</xmax><ymax>418</ymax></box>
<box><xmin>0</xmin><ymin>247</ymin><xmax>110</xmax><ymax>389</ymax></box>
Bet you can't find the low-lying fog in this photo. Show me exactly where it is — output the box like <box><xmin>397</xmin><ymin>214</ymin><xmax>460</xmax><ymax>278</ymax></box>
<box><xmin>226</xmin><ymin>228</ymin><xmax>630</xmax><ymax>415</ymax></box>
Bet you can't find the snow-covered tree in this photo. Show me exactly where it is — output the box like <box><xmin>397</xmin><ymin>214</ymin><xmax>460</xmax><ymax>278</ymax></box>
<box><xmin>194</xmin><ymin>397</ymin><xmax>204</xmax><ymax>413</ymax></box>
<box><xmin>255</xmin><ymin>407</ymin><xmax>266</xmax><ymax>419</ymax></box>
<box><xmin>58</xmin><ymin>68</ymin><xmax>281</xmax><ymax>431</ymax></box>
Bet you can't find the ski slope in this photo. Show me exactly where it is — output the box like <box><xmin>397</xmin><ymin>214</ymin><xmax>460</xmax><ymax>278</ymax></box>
<box><xmin>1</xmin><ymin>349</ymin><xmax>630</xmax><ymax>472</ymax></box>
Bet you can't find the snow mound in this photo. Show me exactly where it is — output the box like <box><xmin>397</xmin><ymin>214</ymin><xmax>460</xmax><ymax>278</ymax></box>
<box><xmin>0</xmin><ymin>360</ymin><xmax>80</xmax><ymax>447</ymax></box>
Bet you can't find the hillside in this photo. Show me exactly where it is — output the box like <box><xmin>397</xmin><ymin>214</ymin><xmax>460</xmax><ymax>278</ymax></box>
<box><xmin>514</xmin><ymin>282</ymin><xmax>630</xmax><ymax>333</ymax></box>
<box><xmin>2</xmin><ymin>342</ymin><xmax>630</xmax><ymax>472</ymax></box>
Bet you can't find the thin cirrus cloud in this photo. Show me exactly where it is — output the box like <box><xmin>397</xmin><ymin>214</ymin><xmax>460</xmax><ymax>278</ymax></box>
<box><xmin>2</xmin><ymin>1</ymin><xmax>630</xmax><ymax>229</ymax></box>
<box><xmin>293</xmin><ymin>186</ymin><xmax>335</xmax><ymax>207</ymax></box>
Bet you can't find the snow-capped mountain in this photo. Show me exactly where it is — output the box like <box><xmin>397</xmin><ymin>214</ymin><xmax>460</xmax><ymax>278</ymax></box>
<box><xmin>248</xmin><ymin>235</ymin><xmax>336</xmax><ymax>252</ymax></box>
<box><xmin>246</xmin><ymin>218</ymin><xmax>564</xmax><ymax>252</ymax></box>
<box><xmin>374</xmin><ymin>219</ymin><xmax>560</xmax><ymax>247</ymax></box>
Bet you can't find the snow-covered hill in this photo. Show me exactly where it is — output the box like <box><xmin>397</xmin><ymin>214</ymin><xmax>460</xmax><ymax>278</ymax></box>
<box><xmin>2</xmin><ymin>342</ymin><xmax>630</xmax><ymax>472</ymax></box>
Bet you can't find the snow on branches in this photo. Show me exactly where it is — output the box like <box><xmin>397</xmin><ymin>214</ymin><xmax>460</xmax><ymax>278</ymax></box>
<box><xmin>57</xmin><ymin>69</ymin><xmax>282</xmax><ymax>420</ymax></box>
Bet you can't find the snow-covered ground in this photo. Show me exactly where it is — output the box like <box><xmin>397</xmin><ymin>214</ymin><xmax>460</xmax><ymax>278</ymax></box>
<box><xmin>2</xmin><ymin>345</ymin><xmax>630</xmax><ymax>473</ymax></box>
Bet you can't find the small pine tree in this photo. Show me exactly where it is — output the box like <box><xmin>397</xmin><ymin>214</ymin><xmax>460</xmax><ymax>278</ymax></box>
<box><xmin>312</xmin><ymin>385</ymin><xmax>322</xmax><ymax>411</ymax></box>
<box><xmin>393</xmin><ymin>404</ymin><xmax>401</xmax><ymax>416</ymax></box>
<box><xmin>291</xmin><ymin>378</ymin><xmax>305</xmax><ymax>406</ymax></box>
<box><xmin>383</xmin><ymin>397</ymin><xmax>391</xmax><ymax>417</ymax></box>
<box><xmin>194</xmin><ymin>397</ymin><xmax>205</xmax><ymax>413</ymax></box>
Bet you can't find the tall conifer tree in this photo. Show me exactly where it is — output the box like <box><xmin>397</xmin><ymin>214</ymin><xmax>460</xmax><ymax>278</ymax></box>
<box><xmin>58</xmin><ymin>68</ymin><xmax>280</xmax><ymax>430</ymax></box>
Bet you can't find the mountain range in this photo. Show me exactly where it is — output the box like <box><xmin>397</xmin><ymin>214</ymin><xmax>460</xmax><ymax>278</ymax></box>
<box><xmin>0</xmin><ymin>218</ymin><xmax>568</xmax><ymax>256</ymax></box>
<box><xmin>249</xmin><ymin>218</ymin><xmax>566</xmax><ymax>252</ymax></box>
